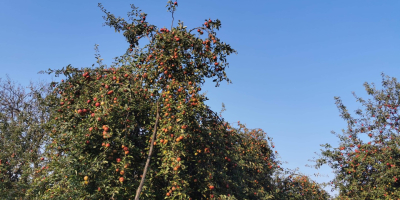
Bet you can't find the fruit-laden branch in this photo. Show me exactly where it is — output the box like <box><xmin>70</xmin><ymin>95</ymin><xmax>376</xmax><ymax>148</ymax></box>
<box><xmin>135</xmin><ymin>101</ymin><xmax>160</xmax><ymax>200</ymax></box>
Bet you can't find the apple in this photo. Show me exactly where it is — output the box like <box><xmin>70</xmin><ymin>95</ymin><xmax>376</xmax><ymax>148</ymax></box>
<box><xmin>117</xmin><ymin>158</ymin><xmax>121</xmax><ymax>163</ymax></box>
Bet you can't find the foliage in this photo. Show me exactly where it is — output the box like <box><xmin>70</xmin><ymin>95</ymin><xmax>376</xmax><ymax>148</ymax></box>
<box><xmin>0</xmin><ymin>2</ymin><xmax>334</xmax><ymax>199</ymax></box>
<box><xmin>273</xmin><ymin>172</ymin><xmax>330</xmax><ymax>200</ymax></box>
<box><xmin>317</xmin><ymin>73</ymin><xmax>400</xmax><ymax>199</ymax></box>
<box><xmin>25</xmin><ymin>2</ymin><xmax>284</xmax><ymax>199</ymax></box>
<box><xmin>0</xmin><ymin>77</ymin><xmax>51</xmax><ymax>199</ymax></box>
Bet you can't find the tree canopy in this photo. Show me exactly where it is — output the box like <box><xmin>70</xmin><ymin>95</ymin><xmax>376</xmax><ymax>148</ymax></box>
<box><xmin>0</xmin><ymin>2</ymin><xmax>334</xmax><ymax>200</ymax></box>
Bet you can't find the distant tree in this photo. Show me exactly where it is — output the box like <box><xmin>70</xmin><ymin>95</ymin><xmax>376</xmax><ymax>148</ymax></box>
<box><xmin>273</xmin><ymin>172</ymin><xmax>330</xmax><ymax>200</ymax></box>
<box><xmin>317</xmin><ymin>73</ymin><xmax>400</xmax><ymax>199</ymax></box>
<box><xmin>0</xmin><ymin>76</ymin><xmax>51</xmax><ymax>199</ymax></box>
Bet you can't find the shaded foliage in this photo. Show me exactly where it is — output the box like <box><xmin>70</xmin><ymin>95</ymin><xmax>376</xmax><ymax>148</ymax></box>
<box><xmin>0</xmin><ymin>77</ymin><xmax>51</xmax><ymax>199</ymax></box>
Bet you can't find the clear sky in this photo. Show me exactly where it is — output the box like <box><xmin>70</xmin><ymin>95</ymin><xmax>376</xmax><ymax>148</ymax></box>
<box><xmin>1</xmin><ymin>0</ymin><xmax>399</xmax><ymax>197</ymax></box>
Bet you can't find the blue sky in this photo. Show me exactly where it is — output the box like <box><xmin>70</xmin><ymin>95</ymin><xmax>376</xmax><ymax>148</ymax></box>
<box><xmin>1</xmin><ymin>0</ymin><xmax>399</xmax><ymax>196</ymax></box>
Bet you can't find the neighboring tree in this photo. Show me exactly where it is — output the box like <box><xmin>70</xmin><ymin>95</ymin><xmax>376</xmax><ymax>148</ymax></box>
<box><xmin>316</xmin><ymin>73</ymin><xmax>400</xmax><ymax>199</ymax></box>
<box><xmin>0</xmin><ymin>77</ymin><xmax>51</xmax><ymax>199</ymax></box>
<box><xmin>272</xmin><ymin>172</ymin><xmax>330</xmax><ymax>200</ymax></box>
<box><xmin>26</xmin><ymin>2</ymin><xmax>281</xmax><ymax>199</ymax></box>
<box><xmin>229</xmin><ymin>121</ymin><xmax>278</xmax><ymax>199</ymax></box>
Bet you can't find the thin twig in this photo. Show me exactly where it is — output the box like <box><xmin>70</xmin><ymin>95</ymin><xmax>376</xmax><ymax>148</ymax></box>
<box><xmin>171</xmin><ymin>10</ymin><xmax>174</xmax><ymax>30</ymax></box>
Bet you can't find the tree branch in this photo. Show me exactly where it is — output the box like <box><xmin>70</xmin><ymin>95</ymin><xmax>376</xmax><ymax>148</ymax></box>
<box><xmin>135</xmin><ymin>101</ymin><xmax>160</xmax><ymax>200</ymax></box>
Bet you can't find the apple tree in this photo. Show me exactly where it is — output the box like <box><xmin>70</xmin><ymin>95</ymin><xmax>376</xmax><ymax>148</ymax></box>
<box><xmin>26</xmin><ymin>2</ymin><xmax>280</xmax><ymax>200</ymax></box>
<box><xmin>316</xmin><ymin>73</ymin><xmax>400</xmax><ymax>199</ymax></box>
<box><xmin>272</xmin><ymin>172</ymin><xmax>330</xmax><ymax>200</ymax></box>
